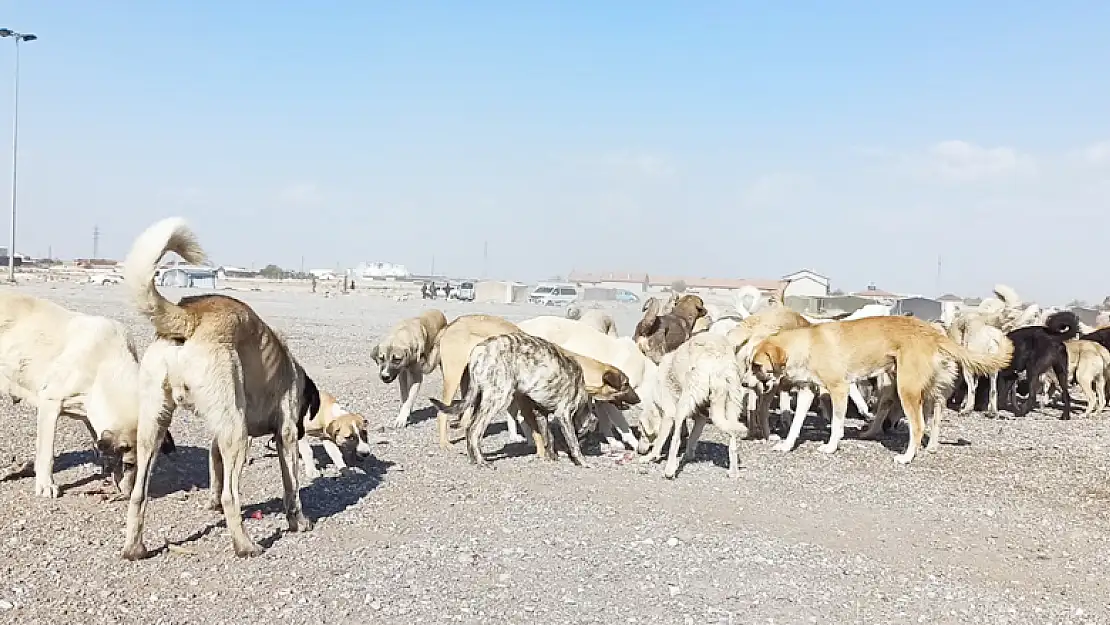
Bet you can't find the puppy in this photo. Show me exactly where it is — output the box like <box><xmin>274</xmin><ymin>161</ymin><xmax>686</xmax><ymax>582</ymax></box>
<box><xmin>0</xmin><ymin>291</ymin><xmax>176</xmax><ymax>498</ymax></box>
<box><xmin>120</xmin><ymin>217</ymin><xmax>319</xmax><ymax>560</ymax></box>
<box><xmin>435</xmin><ymin>332</ymin><xmax>597</xmax><ymax>467</ymax></box>
<box><xmin>637</xmin><ymin>333</ymin><xmax>749</xmax><ymax>479</ymax></box>
<box><xmin>751</xmin><ymin>315</ymin><xmax>1013</xmax><ymax>464</ymax></box>
<box><xmin>371</xmin><ymin>309</ymin><xmax>448</xmax><ymax>428</ymax></box>
<box><xmin>297</xmin><ymin>390</ymin><xmax>372</xmax><ymax>478</ymax></box>
<box><xmin>634</xmin><ymin>294</ymin><xmax>708</xmax><ymax>364</ymax></box>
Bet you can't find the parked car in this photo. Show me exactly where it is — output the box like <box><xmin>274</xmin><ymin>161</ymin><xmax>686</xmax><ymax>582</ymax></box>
<box><xmin>614</xmin><ymin>289</ymin><xmax>640</xmax><ymax>304</ymax></box>
<box><xmin>88</xmin><ymin>272</ymin><xmax>122</xmax><ymax>285</ymax></box>
<box><xmin>456</xmin><ymin>281</ymin><xmax>475</xmax><ymax>301</ymax></box>
<box><xmin>530</xmin><ymin>285</ymin><xmax>579</xmax><ymax>307</ymax></box>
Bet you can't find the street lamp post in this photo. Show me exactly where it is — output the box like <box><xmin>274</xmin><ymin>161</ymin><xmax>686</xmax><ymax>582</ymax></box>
<box><xmin>0</xmin><ymin>28</ymin><xmax>37</xmax><ymax>282</ymax></box>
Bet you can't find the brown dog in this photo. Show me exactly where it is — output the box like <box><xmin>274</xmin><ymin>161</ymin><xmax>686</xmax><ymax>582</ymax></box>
<box><xmin>634</xmin><ymin>294</ymin><xmax>708</xmax><ymax>364</ymax></box>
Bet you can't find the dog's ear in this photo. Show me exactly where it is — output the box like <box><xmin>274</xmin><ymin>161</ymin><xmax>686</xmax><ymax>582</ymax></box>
<box><xmin>602</xmin><ymin>368</ymin><xmax>628</xmax><ymax>392</ymax></box>
<box><xmin>96</xmin><ymin>429</ymin><xmax>131</xmax><ymax>455</ymax></box>
<box><xmin>324</xmin><ymin>419</ymin><xmax>342</xmax><ymax>440</ymax></box>
<box><xmin>369</xmin><ymin>344</ymin><xmax>381</xmax><ymax>363</ymax></box>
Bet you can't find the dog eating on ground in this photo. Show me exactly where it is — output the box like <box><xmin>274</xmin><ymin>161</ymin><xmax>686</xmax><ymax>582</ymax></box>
<box><xmin>750</xmin><ymin>315</ymin><xmax>1013</xmax><ymax>464</ymax></box>
<box><xmin>119</xmin><ymin>217</ymin><xmax>321</xmax><ymax>560</ymax></box>
<box><xmin>293</xmin><ymin>389</ymin><xmax>372</xmax><ymax>479</ymax></box>
<box><xmin>370</xmin><ymin>308</ymin><xmax>448</xmax><ymax>428</ymax></box>
<box><xmin>433</xmin><ymin>332</ymin><xmax>605</xmax><ymax>467</ymax></box>
<box><xmin>0</xmin><ymin>291</ymin><xmax>176</xmax><ymax>498</ymax></box>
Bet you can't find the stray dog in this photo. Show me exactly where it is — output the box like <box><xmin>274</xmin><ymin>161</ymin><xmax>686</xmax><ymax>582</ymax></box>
<box><xmin>370</xmin><ymin>309</ymin><xmax>448</xmax><ymax>428</ymax></box>
<box><xmin>434</xmin><ymin>332</ymin><xmax>598</xmax><ymax>467</ymax></box>
<box><xmin>296</xmin><ymin>390</ymin><xmax>372</xmax><ymax>478</ymax></box>
<box><xmin>0</xmin><ymin>291</ymin><xmax>176</xmax><ymax>498</ymax></box>
<box><xmin>637</xmin><ymin>333</ymin><xmax>749</xmax><ymax>479</ymax></box>
<box><xmin>1001</xmin><ymin>311</ymin><xmax>1078</xmax><ymax>419</ymax></box>
<box><xmin>1040</xmin><ymin>340</ymin><xmax>1110</xmax><ymax>417</ymax></box>
<box><xmin>120</xmin><ymin>217</ymin><xmax>321</xmax><ymax>560</ymax></box>
<box><xmin>566</xmin><ymin>307</ymin><xmax>619</xmax><ymax>337</ymax></box>
<box><xmin>518</xmin><ymin>315</ymin><xmax>656</xmax><ymax>452</ymax></box>
<box><xmin>634</xmin><ymin>294</ymin><xmax>708</xmax><ymax>363</ymax></box>
<box><xmin>751</xmin><ymin>315</ymin><xmax>1013</xmax><ymax>464</ymax></box>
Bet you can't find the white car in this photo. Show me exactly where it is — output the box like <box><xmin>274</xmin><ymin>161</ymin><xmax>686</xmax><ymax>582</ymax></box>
<box><xmin>88</xmin><ymin>273</ymin><xmax>122</xmax><ymax>285</ymax></box>
<box><xmin>530</xmin><ymin>285</ymin><xmax>579</xmax><ymax>307</ymax></box>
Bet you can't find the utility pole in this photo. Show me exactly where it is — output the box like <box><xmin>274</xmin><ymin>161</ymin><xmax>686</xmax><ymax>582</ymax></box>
<box><xmin>936</xmin><ymin>254</ymin><xmax>942</xmax><ymax>295</ymax></box>
<box><xmin>300</xmin><ymin>255</ymin><xmax>304</xmax><ymax>274</ymax></box>
<box><xmin>430</xmin><ymin>255</ymin><xmax>435</xmax><ymax>277</ymax></box>
<box><xmin>482</xmin><ymin>240</ymin><xmax>488</xmax><ymax>279</ymax></box>
<box><xmin>92</xmin><ymin>225</ymin><xmax>100</xmax><ymax>259</ymax></box>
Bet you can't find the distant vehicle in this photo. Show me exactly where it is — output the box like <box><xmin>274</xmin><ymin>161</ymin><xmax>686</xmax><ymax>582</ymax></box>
<box><xmin>88</xmin><ymin>273</ymin><xmax>122</xmax><ymax>286</ymax></box>
<box><xmin>456</xmin><ymin>281</ymin><xmax>475</xmax><ymax>301</ymax></box>
<box><xmin>614</xmin><ymin>289</ymin><xmax>640</xmax><ymax>304</ymax></box>
<box><xmin>531</xmin><ymin>284</ymin><xmax>579</xmax><ymax>307</ymax></box>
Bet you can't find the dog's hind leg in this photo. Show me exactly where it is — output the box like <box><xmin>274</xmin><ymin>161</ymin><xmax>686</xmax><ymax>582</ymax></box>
<box><xmin>274</xmin><ymin>407</ymin><xmax>313</xmax><ymax>534</ymax></box>
<box><xmin>664</xmin><ymin>389</ymin><xmax>700</xmax><ymax>479</ymax></box>
<box><xmin>893</xmin><ymin>383</ymin><xmax>926</xmax><ymax>465</ymax></box>
<box><xmin>924</xmin><ymin>397</ymin><xmax>944</xmax><ymax>453</ymax></box>
<box><xmin>986</xmin><ymin>372</ymin><xmax>999</xmax><ymax>416</ymax></box>
<box><xmin>848</xmin><ymin>382</ymin><xmax>874</xmax><ymax>421</ymax></box>
<box><xmin>553</xmin><ymin>403</ymin><xmax>590</xmax><ymax>467</ymax></box>
<box><xmin>31</xmin><ymin>399</ymin><xmax>63</xmax><ymax>498</ymax></box>
<box><xmin>465</xmin><ymin>393</ymin><xmax>505</xmax><ymax>467</ymax></box>
<box><xmin>773</xmin><ymin>386</ymin><xmax>815</xmax><ymax>452</ymax></box>
<box><xmin>683</xmin><ymin>413</ymin><xmax>707</xmax><ymax>462</ymax></box>
<box><xmin>960</xmin><ymin>367</ymin><xmax>977</xmax><ymax>414</ymax></box>
<box><xmin>206</xmin><ymin>438</ymin><xmax>225</xmax><ymax>511</ymax></box>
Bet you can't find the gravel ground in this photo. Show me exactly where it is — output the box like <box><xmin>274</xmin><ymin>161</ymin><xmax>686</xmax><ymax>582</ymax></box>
<box><xmin>2</xmin><ymin>283</ymin><xmax>1109</xmax><ymax>625</ymax></box>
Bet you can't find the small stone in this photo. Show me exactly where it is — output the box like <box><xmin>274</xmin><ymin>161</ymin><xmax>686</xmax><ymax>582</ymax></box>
<box><xmin>666</xmin><ymin>537</ymin><xmax>679</xmax><ymax>547</ymax></box>
<box><xmin>0</xmin><ymin>600</ymin><xmax>13</xmax><ymax>611</ymax></box>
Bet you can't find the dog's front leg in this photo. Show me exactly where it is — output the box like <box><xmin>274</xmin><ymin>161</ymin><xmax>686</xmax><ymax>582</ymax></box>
<box><xmin>297</xmin><ymin>438</ymin><xmax>320</xmax><ymax>480</ymax></box>
<box><xmin>848</xmin><ymin>382</ymin><xmax>874</xmax><ymax>421</ymax></box>
<box><xmin>773</xmin><ymin>386</ymin><xmax>814</xmax><ymax>452</ymax></box>
<box><xmin>393</xmin><ymin>369</ymin><xmax>422</xmax><ymax>428</ymax></box>
<box><xmin>33</xmin><ymin>399</ymin><xmax>63</xmax><ymax>498</ymax></box>
<box><xmin>819</xmin><ymin>385</ymin><xmax>850</xmax><ymax>454</ymax></box>
<box><xmin>320</xmin><ymin>439</ymin><xmax>348</xmax><ymax>471</ymax></box>
<box><xmin>503</xmin><ymin>405</ymin><xmax>527</xmax><ymax>444</ymax></box>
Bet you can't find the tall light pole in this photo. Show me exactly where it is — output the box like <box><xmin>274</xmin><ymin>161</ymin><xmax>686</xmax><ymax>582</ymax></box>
<box><xmin>0</xmin><ymin>28</ymin><xmax>37</xmax><ymax>282</ymax></box>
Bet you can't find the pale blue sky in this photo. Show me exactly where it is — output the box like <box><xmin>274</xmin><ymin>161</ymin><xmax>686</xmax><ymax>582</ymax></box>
<box><xmin>3</xmin><ymin>2</ymin><xmax>1108</xmax><ymax>303</ymax></box>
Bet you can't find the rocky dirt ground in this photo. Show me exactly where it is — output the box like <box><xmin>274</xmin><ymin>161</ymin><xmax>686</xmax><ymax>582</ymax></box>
<box><xmin>2</xmin><ymin>283</ymin><xmax>1109</xmax><ymax>625</ymax></box>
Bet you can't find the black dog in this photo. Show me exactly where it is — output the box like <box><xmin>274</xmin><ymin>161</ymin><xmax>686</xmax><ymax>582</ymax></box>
<box><xmin>998</xmin><ymin>311</ymin><xmax>1078</xmax><ymax>419</ymax></box>
<box><xmin>1080</xmin><ymin>327</ymin><xmax>1110</xmax><ymax>351</ymax></box>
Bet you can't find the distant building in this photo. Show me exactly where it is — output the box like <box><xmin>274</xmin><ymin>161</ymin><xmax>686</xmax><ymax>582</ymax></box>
<box><xmin>853</xmin><ymin>284</ymin><xmax>901</xmax><ymax>302</ymax></box>
<box><xmin>217</xmin><ymin>266</ymin><xmax>258</xmax><ymax>279</ymax></box>
<box><xmin>892</xmin><ymin>297</ymin><xmax>943</xmax><ymax>321</ymax></box>
<box><xmin>567</xmin><ymin>268</ymin><xmax>826</xmax><ymax>297</ymax></box>
<box><xmin>357</xmin><ymin>262</ymin><xmax>410</xmax><ymax>279</ymax></box>
<box><xmin>781</xmin><ymin>269</ymin><xmax>831</xmax><ymax>297</ymax></box>
<box><xmin>161</xmin><ymin>265</ymin><xmax>217</xmax><ymax>289</ymax></box>
<box><xmin>308</xmin><ymin>269</ymin><xmax>339</xmax><ymax>281</ymax></box>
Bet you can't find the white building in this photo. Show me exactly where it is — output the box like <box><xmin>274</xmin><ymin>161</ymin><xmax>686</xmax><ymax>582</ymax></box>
<box><xmin>781</xmin><ymin>269</ymin><xmax>830</xmax><ymax>298</ymax></box>
<box><xmin>357</xmin><ymin>262</ymin><xmax>410</xmax><ymax>279</ymax></box>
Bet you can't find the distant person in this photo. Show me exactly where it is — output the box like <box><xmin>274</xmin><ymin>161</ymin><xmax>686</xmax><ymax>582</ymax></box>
<box><xmin>443</xmin><ymin>282</ymin><xmax>452</xmax><ymax>299</ymax></box>
<box><xmin>421</xmin><ymin>283</ymin><xmax>430</xmax><ymax>299</ymax></box>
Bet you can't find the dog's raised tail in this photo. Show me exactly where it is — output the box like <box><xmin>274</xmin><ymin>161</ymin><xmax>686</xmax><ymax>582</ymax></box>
<box><xmin>993</xmin><ymin>284</ymin><xmax>1022</xmax><ymax>308</ymax></box>
<box><xmin>938</xmin><ymin>335</ymin><xmax>1015</xmax><ymax>377</ymax></box>
<box><xmin>123</xmin><ymin>217</ymin><xmax>208</xmax><ymax>339</ymax></box>
<box><xmin>1045</xmin><ymin>311</ymin><xmax>1080</xmax><ymax>339</ymax></box>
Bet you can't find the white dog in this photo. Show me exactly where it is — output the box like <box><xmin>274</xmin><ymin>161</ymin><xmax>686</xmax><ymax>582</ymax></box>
<box><xmin>0</xmin><ymin>291</ymin><xmax>172</xmax><ymax>498</ymax></box>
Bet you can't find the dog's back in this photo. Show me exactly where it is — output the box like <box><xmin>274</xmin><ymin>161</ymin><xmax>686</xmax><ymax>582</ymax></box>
<box><xmin>467</xmin><ymin>333</ymin><xmax>589</xmax><ymax>414</ymax></box>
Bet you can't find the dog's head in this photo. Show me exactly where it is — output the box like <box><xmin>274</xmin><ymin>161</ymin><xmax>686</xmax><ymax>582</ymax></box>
<box><xmin>749</xmin><ymin>340</ymin><xmax>787</xmax><ymax>390</ymax></box>
<box><xmin>324</xmin><ymin>412</ymin><xmax>373</xmax><ymax>460</ymax></box>
<box><xmin>586</xmin><ymin>367</ymin><xmax>640</xmax><ymax>410</ymax></box>
<box><xmin>674</xmin><ymin>295</ymin><xmax>708</xmax><ymax>322</ymax></box>
<box><xmin>370</xmin><ymin>341</ymin><xmax>415</xmax><ymax>384</ymax></box>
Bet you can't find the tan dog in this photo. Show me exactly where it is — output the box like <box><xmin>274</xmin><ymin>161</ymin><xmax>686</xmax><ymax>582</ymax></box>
<box><xmin>634</xmin><ymin>294</ymin><xmax>708</xmax><ymax>364</ymax></box>
<box><xmin>297</xmin><ymin>390</ymin><xmax>372</xmax><ymax>478</ymax></box>
<box><xmin>429</xmin><ymin>315</ymin><xmax>640</xmax><ymax>449</ymax></box>
<box><xmin>370</xmin><ymin>309</ymin><xmax>448</xmax><ymax>428</ymax></box>
<box><xmin>1041</xmin><ymin>340</ymin><xmax>1110</xmax><ymax>417</ymax></box>
<box><xmin>121</xmin><ymin>217</ymin><xmax>319</xmax><ymax>560</ymax></box>
<box><xmin>750</xmin><ymin>315</ymin><xmax>1013</xmax><ymax>464</ymax></box>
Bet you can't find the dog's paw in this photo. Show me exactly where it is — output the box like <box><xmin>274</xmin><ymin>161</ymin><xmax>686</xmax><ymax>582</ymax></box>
<box><xmin>636</xmin><ymin>440</ymin><xmax>652</xmax><ymax>455</ymax></box>
<box><xmin>120</xmin><ymin>542</ymin><xmax>149</xmax><ymax>561</ymax></box>
<box><xmin>205</xmin><ymin>497</ymin><xmax>222</xmax><ymax>512</ymax></box>
<box><xmin>771</xmin><ymin>441</ymin><xmax>793</xmax><ymax>453</ymax></box>
<box><xmin>818</xmin><ymin>442</ymin><xmax>838</xmax><ymax>454</ymax></box>
<box><xmin>506</xmin><ymin>433</ymin><xmax>528</xmax><ymax>445</ymax></box>
<box><xmin>893</xmin><ymin>453</ymin><xmax>913</xmax><ymax>465</ymax></box>
<box><xmin>663</xmin><ymin>465</ymin><xmax>679</xmax><ymax>480</ymax></box>
<box><xmin>390</xmin><ymin>417</ymin><xmax>409</xmax><ymax>429</ymax></box>
<box><xmin>728</xmin><ymin>467</ymin><xmax>741</xmax><ymax>479</ymax></box>
<box><xmin>768</xmin><ymin>433</ymin><xmax>782</xmax><ymax>442</ymax></box>
<box><xmin>233</xmin><ymin>542</ymin><xmax>265</xmax><ymax>558</ymax></box>
<box><xmin>34</xmin><ymin>480</ymin><xmax>59</xmax><ymax>498</ymax></box>
<box><xmin>288</xmin><ymin>514</ymin><xmax>314</xmax><ymax>533</ymax></box>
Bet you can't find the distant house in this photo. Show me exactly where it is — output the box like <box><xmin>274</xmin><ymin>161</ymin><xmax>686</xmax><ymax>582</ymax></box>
<box><xmin>566</xmin><ymin>271</ymin><xmax>650</xmax><ymax>294</ymax></box>
<box><xmin>161</xmin><ymin>265</ymin><xmax>217</xmax><ymax>289</ymax></box>
<box><xmin>217</xmin><ymin>266</ymin><xmax>257</xmax><ymax>279</ymax></box>
<box><xmin>853</xmin><ymin>284</ymin><xmax>901</xmax><ymax>302</ymax></box>
<box><xmin>937</xmin><ymin>293</ymin><xmax>965</xmax><ymax>324</ymax></box>
<box><xmin>782</xmin><ymin>269</ymin><xmax>831</xmax><ymax>298</ymax></box>
<box><xmin>357</xmin><ymin>262</ymin><xmax>410</xmax><ymax>279</ymax></box>
<box><xmin>893</xmin><ymin>297</ymin><xmax>943</xmax><ymax>321</ymax></box>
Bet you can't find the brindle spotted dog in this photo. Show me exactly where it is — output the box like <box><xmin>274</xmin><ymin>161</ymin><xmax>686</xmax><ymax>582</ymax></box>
<box><xmin>439</xmin><ymin>332</ymin><xmax>596</xmax><ymax>467</ymax></box>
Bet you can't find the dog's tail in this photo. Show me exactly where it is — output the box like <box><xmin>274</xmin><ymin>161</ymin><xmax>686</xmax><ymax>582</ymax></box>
<box><xmin>770</xmin><ymin>281</ymin><xmax>788</xmax><ymax>307</ymax></box>
<box><xmin>297</xmin><ymin>374</ymin><xmax>321</xmax><ymax>440</ymax></box>
<box><xmin>123</xmin><ymin>217</ymin><xmax>208</xmax><ymax>339</ymax></box>
<box><xmin>566</xmin><ymin>305</ymin><xmax>582</xmax><ymax>320</ymax></box>
<box><xmin>1045</xmin><ymin>311</ymin><xmax>1080</xmax><ymax>339</ymax></box>
<box><xmin>993</xmin><ymin>284</ymin><xmax>1022</xmax><ymax>308</ymax></box>
<box><xmin>938</xmin><ymin>335</ymin><xmax>1015</xmax><ymax>377</ymax></box>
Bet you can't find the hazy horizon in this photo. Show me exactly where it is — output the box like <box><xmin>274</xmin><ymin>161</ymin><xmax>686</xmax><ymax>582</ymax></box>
<box><xmin>2</xmin><ymin>2</ymin><xmax>1107</xmax><ymax>303</ymax></box>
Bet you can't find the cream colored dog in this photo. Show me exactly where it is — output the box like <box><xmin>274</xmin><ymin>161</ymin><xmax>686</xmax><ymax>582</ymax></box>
<box><xmin>751</xmin><ymin>315</ymin><xmax>1013</xmax><ymax>464</ymax></box>
<box><xmin>1041</xmin><ymin>340</ymin><xmax>1110</xmax><ymax>417</ymax></box>
<box><xmin>636</xmin><ymin>333</ymin><xmax>749</xmax><ymax>479</ymax></box>
<box><xmin>0</xmin><ymin>291</ymin><xmax>173</xmax><ymax>498</ymax></box>
<box><xmin>370</xmin><ymin>309</ymin><xmax>448</xmax><ymax>428</ymax></box>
